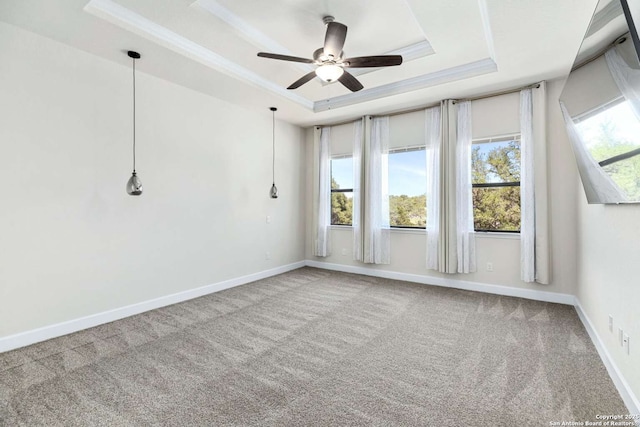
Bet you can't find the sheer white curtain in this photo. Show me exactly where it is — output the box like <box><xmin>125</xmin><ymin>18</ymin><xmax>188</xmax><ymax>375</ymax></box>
<box><xmin>455</xmin><ymin>101</ymin><xmax>476</xmax><ymax>273</ymax></box>
<box><xmin>352</xmin><ymin>119</ymin><xmax>364</xmax><ymax>261</ymax></box>
<box><xmin>315</xmin><ymin>126</ymin><xmax>332</xmax><ymax>256</ymax></box>
<box><xmin>560</xmin><ymin>102</ymin><xmax>627</xmax><ymax>203</ymax></box>
<box><xmin>425</xmin><ymin>106</ymin><xmax>442</xmax><ymax>270</ymax></box>
<box><xmin>364</xmin><ymin>116</ymin><xmax>391</xmax><ymax>264</ymax></box>
<box><xmin>605</xmin><ymin>46</ymin><xmax>640</xmax><ymax>121</ymax></box>
<box><xmin>520</xmin><ymin>89</ymin><xmax>536</xmax><ymax>282</ymax></box>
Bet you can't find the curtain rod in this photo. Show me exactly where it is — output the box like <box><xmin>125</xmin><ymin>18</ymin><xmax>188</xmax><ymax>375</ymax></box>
<box><xmin>314</xmin><ymin>117</ymin><xmax>364</xmax><ymax>129</ymax></box>
<box><xmin>571</xmin><ymin>33</ymin><xmax>627</xmax><ymax>72</ymax></box>
<box><xmin>314</xmin><ymin>81</ymin><xmax>542</xmax><ymax>128</ymax></box>
<box><xmin>451</xmin><ymin>82</ymin><xmax>541</xmax><ymax>104</ymax></box>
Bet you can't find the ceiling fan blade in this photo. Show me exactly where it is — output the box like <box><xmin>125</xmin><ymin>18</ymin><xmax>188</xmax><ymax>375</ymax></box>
<box><xmin>287</xmin><ymin>71</ymin><xmax>318</xmax><ymax>90</ymax></box>
<box><xmin>338</xmin><ymin>70</ymin><xmax>363</xmax><ymax>92</ymax></box>
<box><xmin>343</xmin><ymin>55</ymin><xmax>403</xmax><ymax>68</ymax></box>
<box><xmin>323</xmin><ymin>22</ymin><xmax>347</xmax><ymax>58</ymax></box>
<box><xmin>257</xmin><ymin>52</ymin><xmax>314</xmax><ymax>64</ymax></box>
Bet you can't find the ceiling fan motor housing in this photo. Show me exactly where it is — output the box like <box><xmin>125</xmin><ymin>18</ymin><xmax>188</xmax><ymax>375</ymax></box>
<box><xmin>322</xmin><ymin>16</ymin><xmax>335</xmax><ymax>25</ymax></box>
<box><xmin>314</xmin><ymin>47</ymin><xmax>343</xmax><ymax>63</ymax></box>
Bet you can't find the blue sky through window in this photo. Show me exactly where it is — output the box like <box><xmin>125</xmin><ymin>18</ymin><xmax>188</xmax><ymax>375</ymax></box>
<box><xmin>331</xmin><ymin>158</ymin><xmax>353</xmax><ymax>191</ymax></box>
<box><xmin>331</xmin><ymin>151</ymin><xmax>427</xmax><ymax>196</ymax></box>
<box><xmin>388</xmin><ymin>150</ymin><xmax>426</xmax><ymax>196</ymax></box>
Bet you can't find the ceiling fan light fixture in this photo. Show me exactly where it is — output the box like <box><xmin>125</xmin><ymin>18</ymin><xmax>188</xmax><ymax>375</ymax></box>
<box><xmin>315</xmin><ymin>64</ymin><xmax>344</xmax><ymax>83</ymax></box>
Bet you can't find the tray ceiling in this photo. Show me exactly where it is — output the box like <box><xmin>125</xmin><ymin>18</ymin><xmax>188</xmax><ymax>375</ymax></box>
<box><xmin>0</xmin><ymin>0</ymin><xmax>598</xmax><ymax>125</ymax></box>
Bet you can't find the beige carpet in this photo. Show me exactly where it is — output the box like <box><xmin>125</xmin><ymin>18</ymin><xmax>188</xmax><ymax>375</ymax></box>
<box><xmin>0</xmin><ymin>267</ymin><xmax>628</xmax><ymax>426</ymax></box>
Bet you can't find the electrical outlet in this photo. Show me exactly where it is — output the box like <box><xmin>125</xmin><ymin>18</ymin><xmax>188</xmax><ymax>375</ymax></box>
<box><xmin>265</xmin><ymin>251</ymin><xmax>271</xmax><ymax>260</ymax></box>
<box><xmin>619</xmin><ymin>328</ymin><xmax>624</xmax><ymax>346</ymax></box>
<box><xmin>609</xmin><ymin>315</ymin><xmax>614</xmax><ymax>333</ymax></box>
<box><xmin>341</xmin><ymin>248</ymin><xmax>347</xmax><ymax>256</ymax></box>
<box><xmin>266</xmin><ymin>215</ymin><xmax>271</xmax><ymax>224</ymax></box>
<box><xmin>486</xmin><ymin>262</ymin><xmax>494</xmax><ymax>272</ymax></box>
<box><xmin>623</xmin><ymin>334</ymin><xmax>630</xmax><ymax>355</ymax></box>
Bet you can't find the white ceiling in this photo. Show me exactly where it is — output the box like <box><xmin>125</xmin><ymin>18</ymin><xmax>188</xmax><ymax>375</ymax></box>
<box><xmin>0</xmin><ymin>0</ymin><xmax>599</xmax><ymax>126</ymax></box>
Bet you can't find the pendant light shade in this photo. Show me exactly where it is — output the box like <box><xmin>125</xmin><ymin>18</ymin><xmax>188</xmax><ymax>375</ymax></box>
<box><xmin>126</xmin><ymin>50</ymin><xmax>143</xmax><ymax>196</ymax></box>
<box><xmin>270</xmin><ymin>107</ymin><xmax>278</xmax><ymax>199</ymax></box>
<box><xmin>127</xmin><ymin>172</ymin><xmax>143</xmax><ymax>196</ymax></box>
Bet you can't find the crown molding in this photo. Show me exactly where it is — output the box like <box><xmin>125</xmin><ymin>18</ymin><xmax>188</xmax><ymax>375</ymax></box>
<box><xmin>84</xmin><ymin>0</ymin><xmax>314</xmax><ymax>110</ymax></box>
<box><xmin>314</xmin><ymin>57</ymin><xmax>498</xmax><ymax>112</ymax></box>
<box><xmin>192</xmin><ymin>0</ymin><xmax>314</xmax><ymax>74</ymax></box>
<box><xmin>85</xmin><ymin>0</ymin><xmax>498</xmax><ymax>115</ymax></box>
<box><xmin>477</xmin><ymin>0</ymin><xmax>496</xmax><ymax>61</ymax></box>
<box><xmin>390</xmin><ymin>39</ymin><xmax>435</xmax><ymax>61</ymax></box>
<box><xmin>193</xmin><ymin>0</ymin><xmax>292</xmax><ymax>54</ymax></box>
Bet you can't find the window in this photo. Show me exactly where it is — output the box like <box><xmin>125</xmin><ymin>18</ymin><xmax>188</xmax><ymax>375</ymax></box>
<box><xmin>330</xmin><ymin>156</ymin><xmax>353</xmax><ymax>225</ymax></box>
<box><xmin>471</xmin><ymin>136</ymin><xmax>521</xmax><ymax>232</ymax></box>
<box><xmin>575</xmin><ymin>100</ymin><xmax>640</xmax><ymax>199</ymax></box>
<box><xmin>388</xmin><ymin>147</ymin><xmax>426</xmax><ymax>228</ymax></box>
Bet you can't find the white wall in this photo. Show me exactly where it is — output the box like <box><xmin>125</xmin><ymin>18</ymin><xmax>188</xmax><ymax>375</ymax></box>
<box><xmin>305</xmin><ymin>79</ymin><xmax>579</xmax><ymax>296</ymax></box>
<box><xmin>0</xmin><ymin>22</ymin><xmax>306</xmax><ymax>338</ymax></box>
<box><xmin>576</xmin><ymin>197</ymin><xmax>640</xmax><ymax>404</ymax></box>
<box><xmin>575</xmin><ymin>160</ymin><xmax>640</xmax><ymax>399</ymax></box>
<box><xmin>554</xmin><ymin>61</ymin><xmax>640</xmax><ymax>403</ymax></box>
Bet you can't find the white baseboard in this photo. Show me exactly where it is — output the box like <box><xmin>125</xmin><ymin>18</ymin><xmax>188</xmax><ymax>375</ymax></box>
<box><xmin>304</xmin><ymin>260</ymin><xmax>575</xmax><ymax>305</ymax></box>
<box><xmin>574</xmin><ymin>299</ymin><xmax>640</xmax><ymax>418</ymax></box>
<box><xmin>0</xmin><ymin>261</ymin><xmax>306</xmax><ymax>353</ymax></box>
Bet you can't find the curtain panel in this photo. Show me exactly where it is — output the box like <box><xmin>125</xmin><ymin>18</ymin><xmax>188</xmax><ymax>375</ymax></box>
<box><xmin>314</xmin><ymin>126</ymin><xmax>332</xmax><ymax>257</ymax></box>
<box><xmin>425</xmin><ymin>106</ymin><xmax>442</xmax><ymax>271</ymax></box>
<box><xmin>560</xmin><ymin>102</ymin><xmax>626</xmax><ymax>203</ymax></box>
<box><xmin>353</xmin><ymin>119</ymin><xmax>364</xmax><ymax>261</ymax></box>
<box><xmin>427</xmin><ymin>100</ymin><xmax>475</xmax><ymax>274</ymax></box>
<box><xmin>520</xmin><ymin>89</ymin><xmax>536</xmax><ymax>282</ymax></box>
<box><xmin>363</xmin><ymin>116</ymin><xmax>391</xmax><ymax>264</ymax></box>
<box><xmin>606</xmin><ymin>46</ymin><xmax>640</xmax><ymax>121</ymax></box>
<box><xmin>455</xmin><ymin>101</ymin><xmax>476</xmax><ymax>273</ymax></box>
<box><xmin>520</xmin><ymin>83</ymin><xmax>551</xmax><ymax>284</ymax></box>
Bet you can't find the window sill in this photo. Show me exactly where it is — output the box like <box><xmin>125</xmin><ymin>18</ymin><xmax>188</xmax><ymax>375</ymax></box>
<box><xmin>329</xmin><ymin>225</ymin><xmax>352</xmax><ymax>230</ymax></box>
<box><xmin>329</xmin><ymin>227</ymin><xmax>518</xmax><ymax>239</ymax></box>
<box><xmin>474</xmin><ymin>231</ymin><xmax>520</xmax><ymax>240</ymax></box>
<box><xmin>329</xmin><ymin>225</ymin><xmax>426</xmax><ymax>235</ymax></box>
<box><xmin>390</xmin><ymin>227</ymin><xmax>426</xmax><ymax>235</ymax></box>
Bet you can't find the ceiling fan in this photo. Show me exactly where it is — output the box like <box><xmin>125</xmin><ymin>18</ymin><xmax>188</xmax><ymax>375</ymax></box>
<box><xmin>257</xmin><ymin>16</ymin><xmax>403</xmax><ymax>92</ymax></box>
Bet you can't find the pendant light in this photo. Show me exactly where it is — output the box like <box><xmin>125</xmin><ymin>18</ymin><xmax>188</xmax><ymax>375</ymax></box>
<box><xmin>126</xmin><ymin>50</ymin><xmax>143</xmax><ymax>196</ymax></box>
<box><xmin>269</xmin><ymin>107</ymin><xmax>278</xmax><ymax>199</ymax></box>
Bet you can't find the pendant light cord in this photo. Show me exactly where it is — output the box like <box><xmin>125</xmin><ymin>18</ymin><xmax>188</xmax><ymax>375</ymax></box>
<box><xmin>132</xmin><ymin>57</ymin><xmax>136</xmax><ymax>173</ymax></box>
<box><xmin>272</xmin><ymin>109</ymin><xmax>275</xmax><ymax>185</ymax></box>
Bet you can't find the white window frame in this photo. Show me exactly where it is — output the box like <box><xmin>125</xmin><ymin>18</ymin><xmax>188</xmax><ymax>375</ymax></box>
<box><xmin>387</xmin><ymin>144</ymin><xmax>427</xmax><ymax>230</ymax></box>
<box><xmin>471</xmin><ymin>134</ymin><xmax>522</xmax><ymax>234</ymax></box>
<box><xmin>330</xmin><ymin>154</ymin><xmax>354</xmax><ymax>227</ymax></box>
